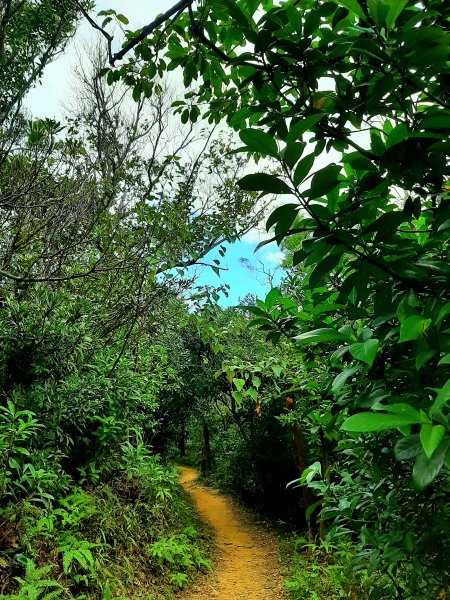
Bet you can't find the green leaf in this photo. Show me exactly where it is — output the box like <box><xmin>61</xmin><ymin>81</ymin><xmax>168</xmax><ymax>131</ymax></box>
<box><xmin>244</xmin><ymin>0</ymin><xmax>260</xmax><ymax>16</ymax></box>
<box><xmin>265</xmin><ymin>287</ymin><xmax>281</xmax><ymax>311</ymax></box>
<box><xmin>231</xmin><ymin>390</ymin><xmax>243</xmax><ymax>403</ymax></box>
<box><xmin>272</xmin><ymin>365</ymin><xmax>283</xmax><ymax>377</ymax></box>
<box><xmin>394</xmin><ymin>435</ymin><xmax>422</xmax><ymax>461</ymax></box>
<box><xmin>116</xmin><ymin>13</ymin><xmax>129</xmax><ymax>25</ymax></box>
<box><xmin>286</xmin><ymin>115</ymin><xmax>325</xmax><ymax>144</ymax></box>
<box><xmin>412</xmin><ymin>440</ymin><xmax>450</xmax><ymax>490</ymax></box>
<box><xmin>281</xmin><ymin>142</ymin><xmax>305</xmax><ymax>169</ymax></box>
<box><xmin>420</xmin><ymin>424</ymin><xmax>446</xmax><ymax>459</ymax></box>
<box><xmin>223</xmin><ymin>0</ymin><xmax>251</xmax><ymax>28</ymax></box>
<box><xmin>438</xmin><ymin>354</ymin><xmax>450</xmax><ymax>366</ymax></box>
<box><xmin>436</xmin><ymin>302</ymin><xmax>450</xmax><ymax>325</ymax></box>
<box><xmin>266</xmin><ymin>203</ymin><xmax>299</xmax><ymax>232</ymax></box>
<box><xmin>308</xmin><ymin>252</ymin><xmax>342</xmax><ymax>290</ymax></box>
<box><xmin>430</xmin><ymin>379</ymin><xmax>450</xmax><ymax>416</ymax></box>
<box><xmin>252</xmin><ymin>375</ymin><xmax>261</xmax><ymax>388</ymax></box>
<box><xmin>239</xmin><ymin>128</ymin><xmax>278</xmax><ymax>157</ymax></box>
<box><xmin>349</xmin><ymin>339</ymin><xmax>379</xmax><ymax>367</ymax></box>
<box><xmin>294</xmin><ymin>328</ymin><xmax>351</xmax><ymax>344</ymax></box>
<box><xmin>293</xmin><ymin>153</ymin><xmax>315</xmax><ymax>187</ymax></box>
<box><xmin>364</xmin><ymin>211</ymin><xmax>406</xmax><ymax>237</ymax></box>
<box><xmin>238</xmin><ymin>173</ymin><xmax>291</xmax><ymax>194</ymax></box>
<box><xmin>367</xmin><ymin>0</ymin><xmax>390</xmax><ymax>30</ymax></box>
<box><xmin>331</xmin><ymin>0</ymin><xmax>365</xmax><ymax>20</ymax></box>
<box><xmin>342</xmin><ymin>412</ymin><xmax>423</xmax><ymax>432</ymax></box>
<box><xmin>232</xmin><ymin>378</ymin><xmax>245</xmax><ymax>392</ymax></box>
<box><xmin>420</xmin><ymin>115</ymin><xmax>450</xmax><ymax>130</ymax></box>
<box><xmin>385</xmin><ymin>123</ymin><xmax>408</xmax><ymax>149</ymax></box>
<box><xmin>307</xmin><ymin>164</ymin><xmax>341</xmax><ymax>199</ymax></box>
<box><xmin>380</xmin><ymin>403</ymin><xmax>425</xmax><ymax>421</ymax></box>
<box><xmin>386</xmin><ymin>0</ymin><xmax>408</xmax><ymax>30</ymax></box>
<box><xmin>332</xmin><ymin>365</ymin><xmax>360</xmax><ymax>393</ymax></box>
<box><xmin>399</xmin><ymin>314</ymin><xmax>431</xmax><ymax>342</ymax></box>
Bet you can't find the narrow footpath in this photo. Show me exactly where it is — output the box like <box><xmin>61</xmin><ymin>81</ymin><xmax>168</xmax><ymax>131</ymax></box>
<box><xmin>178</xmin><ymin>466</ymin><xmax>285</xmax><ymax>600</ymax></box>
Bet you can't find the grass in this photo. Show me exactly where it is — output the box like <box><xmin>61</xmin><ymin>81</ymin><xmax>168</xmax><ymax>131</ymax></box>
<box><xmin>280</xmin><ymin>534</ymin><xmax>365</xmax><ymax>600</ymax></box>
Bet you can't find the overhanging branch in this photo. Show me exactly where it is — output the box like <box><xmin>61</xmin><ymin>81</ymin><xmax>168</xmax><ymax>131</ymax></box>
<box><xmin>110</xmin><ymin>0</ymin><xmax>192</xmax><ymax>64</ymax></box>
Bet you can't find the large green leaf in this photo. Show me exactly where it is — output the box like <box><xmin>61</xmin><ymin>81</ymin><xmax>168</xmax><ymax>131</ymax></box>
<box><xmin>394</xmin><ymin>435</ymin><xmax>422</xmax><ymax>461</ymax></box>
<box><xmin>385</xmin><ymin>0</ymin><xmax>409</xmax><ymax>30</ymax></box>
<box><xmin>331</xmin><ymin>0</ymin><xmax>365</xmax><ymax>20</ymax></box>
<box><xmin>293</xmin><ymin>153</ymin><xmax>315</xmax><ymax>187</ymax></box>
<box><xmin>264</xmin><ymin>287</ymin><xmax>281</xmax><ymax>311</ymax></box>
<box><xmin>430</xmin><ymin>379</ymin><xmax>450</xmax><ymax>416</ymax></box>
<box><xmin>308</xmin><ymin>252</ymin><xmax>343</xmax><ymax>290</ymax></box>
<box><xmin>240</xmin><ymin>128</ymin><xmax>279</xmax><ymax>158</ymax></box>
<box><xmin>281</xmin><ymin>142</ymin><xmax>305</xmax><ymax>169</ymax></box>
<box><xmin>238</xmin><ymin>173</ymin><xmax>291</xmax><ymax>194</ymax></box>
<box><xmin>332</xmin><ymin>365</ymin><xmax>360</xmax><ymax>394</ymax></box>
<box><xmin>232</xmin><ymin>378</ymin><xmax>245</xmax><ymax>392</ymax></box>
<box><xmin>294</xmin><ymin>328</ymin><xmax>351</xmax><ymax>344</ymax></box>
<box><xmin>342</xmin><ymin>412</ymin><xmax>423</xmax><ymax>432</ymax></box>
<box><xmin>412</xmin><ymin>440</ymin><xmax>450</xmax><ymax>490</ymax></box>
<box><xmin>349</xmin><ymin>339</ymin><xmax>379</xmax><ymax>367</ymax></box>
<box><xmin>420</xmin><ymin>424</ymin><xmax>446</xmax><ymax>459</ymax></box>
<box><xmin>222</xmin><ymin>0</ymin><xmax>252</xmax><ymax>28</ymax></box>
<box><xmin>399</xmin><ymin>314</ymin><xmax>431</xmax><ymax>342</ymax></box>
<box><xmin>385</xmin><ymin>123</ymin><xmax>408</xmax><ymax>149</ymax></box>
<box><xmin>307</xmin><ymin>164</ymin><xmax>341</xmax><ymax>199</ymax></box>
<box><xmin>266</xmin><ymin>203</ymin><xmax>299</xmax><ymax>232</ymax></box>
<box><xmin>286</xmin><ymin>115</ymin><xmax>325</xmax><ymax>144</ymax></box>
<box><xmin>380</xmin><ymin>403</ymin><xmax>425</xmax><ymax>420</ymax></box>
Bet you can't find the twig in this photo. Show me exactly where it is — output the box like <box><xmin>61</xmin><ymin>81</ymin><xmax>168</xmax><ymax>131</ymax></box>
<box><xmin>74</xmin><ymin>0</ymin><xmax>114</xmax><ymax>62</ymax></box>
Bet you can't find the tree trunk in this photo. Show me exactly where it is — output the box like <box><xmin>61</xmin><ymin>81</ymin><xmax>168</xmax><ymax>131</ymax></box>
<box><xmin>201</xmin><ymin>420</ymin><xmax>212</xmax><ymax>477</ymax></box>
<box><xmin>178</xmin><ymin>423</ymin><xmax>186</xmax><ymax>458</ymax></box>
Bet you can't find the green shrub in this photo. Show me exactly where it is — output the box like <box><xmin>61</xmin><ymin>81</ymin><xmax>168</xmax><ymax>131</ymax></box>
<box><xmin>150</xmin><ymin>527</ymin><xmax>212</xmax><ymax>588</ymax></box>
<box><xmin>283</xmin><ymin>536</ymin><xmax>364</xmax><ymax>600</ymax></box>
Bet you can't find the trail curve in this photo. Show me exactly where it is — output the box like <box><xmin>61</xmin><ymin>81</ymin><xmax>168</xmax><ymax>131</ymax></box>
<box><xmin>178</xmin><ymin>466</ymin><xmax>285</xmax><ymax>600</ymax></box>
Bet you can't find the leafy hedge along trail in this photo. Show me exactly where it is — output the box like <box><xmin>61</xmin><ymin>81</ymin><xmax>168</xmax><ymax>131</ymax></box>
<box><xmin>178</xmin><ymin>467</ymin><xmax>285</xmax><ymax>600</ymax></box>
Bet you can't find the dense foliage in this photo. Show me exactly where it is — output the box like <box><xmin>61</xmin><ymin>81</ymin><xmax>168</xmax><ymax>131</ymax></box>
<box><xmin>101</xmin><ymin>0</ymin><xmax>450</xmax><ymax>597</ymax></box>
<box><xmin>1</xmin><ymin>0</ymin><xmax>449</xmax><ymax>598</ymax></box>
<box><xmin>0</xmin><ymin>5</ymin><xmax>259</xmax><ymax>597</ymax></box>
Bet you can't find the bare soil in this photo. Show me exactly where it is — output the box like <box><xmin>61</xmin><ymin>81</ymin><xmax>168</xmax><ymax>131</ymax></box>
<box><xmin>178</xmin><ymin>466</ymin><xmax>286</xmax><ymax>600</ymax></box>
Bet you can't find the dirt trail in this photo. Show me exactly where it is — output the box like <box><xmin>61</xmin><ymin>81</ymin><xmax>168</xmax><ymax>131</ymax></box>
<box><xmin>178</xmin><ymin>466</ymin><xmax>285</xmax><ymax>600</ymax></box>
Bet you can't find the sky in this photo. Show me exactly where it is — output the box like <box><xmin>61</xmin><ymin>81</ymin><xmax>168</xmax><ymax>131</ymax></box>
<box><xmin>25</xmin><ymin>0</ymin><xmax>286</xmax><ymax>307</ymax></box>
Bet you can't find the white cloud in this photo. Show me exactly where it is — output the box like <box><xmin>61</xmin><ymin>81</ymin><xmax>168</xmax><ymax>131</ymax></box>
<box><xmin>241</xmin><ymin>225</ymin><xmax>272</xmax><ymax>245</ymax></box>
<box><xmin>264</xmin><ymin>250</ymin><xmax>285</xmax><ymax>265</ymax></box>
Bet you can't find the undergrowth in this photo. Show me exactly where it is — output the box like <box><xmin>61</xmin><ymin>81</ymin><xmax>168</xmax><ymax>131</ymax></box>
<box><xmin>281</xmin><ymin>535</ymin><xmax>365</xmax><ymax>600</ymax></box>
<box><xmin>0</xmin><ymin>454</ymin><xmax>212</xmax><ymax>599</ymax></box>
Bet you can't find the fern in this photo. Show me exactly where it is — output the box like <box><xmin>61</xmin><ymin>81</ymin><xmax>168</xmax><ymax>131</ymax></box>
<box><xmin>150</xmin><ymin>530</ymin><xmax>212</xmax><ymax>588</ymax></box>
<box><xmin>57</xmin><ymin>535</ymin><xmax>97</xmax><ymax>574</ymax></box>
<box><xmin>0</xmin><ymin>560</ymin><xmax>65</xmax><ymax>600</ymax></box>
<box><xmin>168</xmin><ymin>572</ymin><xmax>187</xmax><ymax>588</ymax></box>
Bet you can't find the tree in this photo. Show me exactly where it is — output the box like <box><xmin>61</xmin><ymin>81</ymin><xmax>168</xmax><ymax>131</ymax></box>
<box><xmin>101</xmin><ymin>0</ymin><xmax>450</xmax><ymax>489</ymax></box>
<box><xmin>0</xmin><ymin>0</ymin><xmax>91</xmax><ymax>127</ymax></box>
<box><xmin>93</xmin><ymin>1</ymin><xmax>450</xmax><ymax>595</ymax></box>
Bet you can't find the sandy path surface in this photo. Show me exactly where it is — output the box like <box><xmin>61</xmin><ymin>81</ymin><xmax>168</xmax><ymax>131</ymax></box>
<box><xmin>178</xmin><ymin>466</ymin><xmax>285</xmax><ymax>600</ymax></box>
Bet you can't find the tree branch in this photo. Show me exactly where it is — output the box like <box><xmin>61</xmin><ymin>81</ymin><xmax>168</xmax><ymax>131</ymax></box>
<box><xmin>110</xmin><ymin>0</ymin><xmax>192</xmax><ymax>64</ymax></box>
